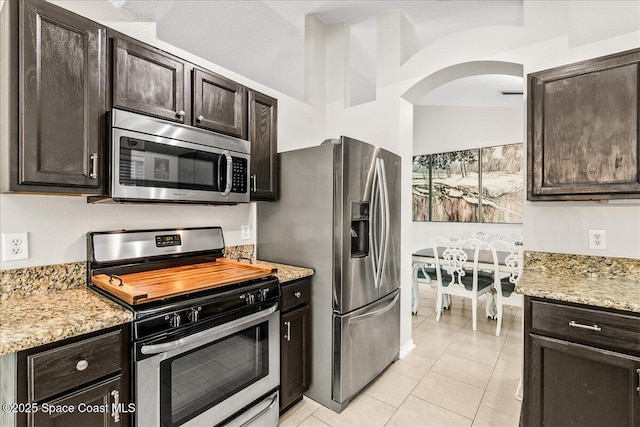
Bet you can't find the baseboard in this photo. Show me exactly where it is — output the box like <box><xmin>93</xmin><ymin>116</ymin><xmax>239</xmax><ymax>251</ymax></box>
<box><xmin>399</xmin><ymin>339</ymin><xmax>416</xmax><ymax>359</ymax></box>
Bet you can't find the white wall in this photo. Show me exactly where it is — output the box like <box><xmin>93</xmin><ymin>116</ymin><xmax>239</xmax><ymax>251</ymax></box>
<box><xmin>412</xmin><ymin>105</ymin><xmax>525</xmax><ymax>250</ymax></box>
<box><xmin>0</xmin><ymin>0</ymin><xmax>324</xmax><ymax>270</ymax></box>
<box><xmin>413</xmin><ymin>105</ymin><xmax>523</xmax><ymax>150</ymax></box>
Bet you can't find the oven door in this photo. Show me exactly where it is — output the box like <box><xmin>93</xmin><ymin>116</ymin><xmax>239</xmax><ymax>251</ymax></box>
<box><xmin>135</xmin><ymin>304</ymin><xmax>279</xmax><ymax>427</ymax></box>
<box><xmin>112</xmin><ymin>128</ymin><xmax>249</xmax><ymax>204</ymax></box>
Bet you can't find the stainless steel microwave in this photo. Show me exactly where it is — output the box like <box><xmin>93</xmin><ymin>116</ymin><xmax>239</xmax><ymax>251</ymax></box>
<box><xmin>108</xmin><ymin>109</ymin><xmax>250</xmax><ymax>204</ymax></box>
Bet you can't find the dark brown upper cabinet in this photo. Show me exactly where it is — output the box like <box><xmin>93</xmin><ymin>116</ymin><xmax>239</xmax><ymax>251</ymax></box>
<box><xmin>248</xmin><ymin>89</ymin><xmax>278</xmax><ymax>201</ymax></box>
<box><xmin>14</xmin><ymin>0</ymin><xmax>106</xmax><ymax>194</ymax></box>
<box><xmin>528</xmin><ymin>48</ymin><xmax>640</xmax><ymax>201</ymax></box>
<box><xmin>113</xmin><ymin>37</ymin><xmax>187</xmax><ymax>123</ymax></box>
<box><xmin>192</xmin><ymin>69</ymin><xmax>246</xmax><ymax>138</ymax></box>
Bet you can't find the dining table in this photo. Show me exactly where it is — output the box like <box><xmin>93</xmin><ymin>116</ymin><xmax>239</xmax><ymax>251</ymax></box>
<box><xmin>411</xmin><ymin>246</ymin><xmax>512</xmax><ymax>318</ymax></box>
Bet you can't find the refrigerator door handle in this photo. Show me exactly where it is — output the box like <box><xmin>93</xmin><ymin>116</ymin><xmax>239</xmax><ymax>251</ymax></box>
<box><xmin>370</xmin><ymin>160</ymin><xmax>380</xmax><ymax>289</ymax></box>
<box><xmin>378</xmin><ymin>158</ymin><xmax>390</xmax><ymax>285</ymax></box>
<box><xmin>347</xmin><ymin>293</ymin><xmax>399</xmax><ymax>325</ymax></box>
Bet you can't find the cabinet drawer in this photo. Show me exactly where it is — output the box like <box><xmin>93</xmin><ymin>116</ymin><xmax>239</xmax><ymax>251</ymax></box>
<box><xmin>281</xmin><ymin>278</ymin><xmax>310</xmax><ymax>312</ymax></box>
<box><xmin>28</xmin><ymin>330</ymin><xmax>122</xmax><ymax>402</ymax></box>
<box><xmin>531</xmin><ymin>300</ymin><xmax>640</xmax><ymax>353</ymax></box>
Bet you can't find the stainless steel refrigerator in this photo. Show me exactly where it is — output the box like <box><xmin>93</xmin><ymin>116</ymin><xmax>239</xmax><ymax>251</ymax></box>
<box><xmin>257</xmin><ymin>136</ymin><xmax>400</xmax><ymax>412</ymax></box>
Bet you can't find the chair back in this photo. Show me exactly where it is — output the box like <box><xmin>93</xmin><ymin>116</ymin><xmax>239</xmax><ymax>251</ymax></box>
<box><xmin>489</xmin><ymin>239</ymin><xmax>524</xmax><ymax>286</ymax></box>
<box><xmin>435</xmin><ymin>237</ymin><xmax>466</xmax><ymax>288</ymax></box>
<box><xmin>435</xmin><ymin>237</ymin><xmax>487</xmax><ymax>290</ymax></box>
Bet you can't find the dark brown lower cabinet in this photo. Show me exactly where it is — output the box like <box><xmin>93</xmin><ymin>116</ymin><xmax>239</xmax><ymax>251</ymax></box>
<box><xmin>524</xmin><ymin>297</ymin><xmax>640</xmax><ymax>427</ymax></box>
<box><xmin>17</xmin><ymin>324</ymin><xmax>130</xmax><ymax>427</ymax></box>
<box><xmin>31</xmin><ymin>377</ymin><xmax>122</xmax><ymax>427</ymax></box>
<box><xmin>281</xmin><ymin>305</ymin><xmax>311</xmax><ymax>411</ymax></box>
<box><xmin>280</xmin><ymin>278</ymin><xmax>311</xmax><ymax>413</ymax></box>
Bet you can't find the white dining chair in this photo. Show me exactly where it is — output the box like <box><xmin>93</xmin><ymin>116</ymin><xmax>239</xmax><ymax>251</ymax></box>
<box><xmin>489</xmin><ymin>239</ymin><xmax>524</xmax><ymax>336</ymax></box>
<box><xmin>415</xmin><ymin>256</ymin><xmax>450</xmax><ymax>313</ymax></box>
<box><xmin>434</xmin><ymin>237</ymin><xmax>494</xmax><ymax>331</ymax></box>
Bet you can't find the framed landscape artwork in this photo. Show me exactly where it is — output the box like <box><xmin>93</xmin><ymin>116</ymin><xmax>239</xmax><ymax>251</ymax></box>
<box><xmin>481</xmin><ymin>143</ymin><xmax>523</xmax><ymax>223</ymax></box>
<box><xmin>412</xmin><ymin>143</ymin><xmax>523</xmax><ymax>224</ymax></box>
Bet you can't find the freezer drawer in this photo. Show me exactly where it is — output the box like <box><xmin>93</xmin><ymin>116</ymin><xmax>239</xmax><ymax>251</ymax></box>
<box><xmin>333</xmin><ymin>290</ymin><xmax>400</xmax><ymax>407</ymax></box>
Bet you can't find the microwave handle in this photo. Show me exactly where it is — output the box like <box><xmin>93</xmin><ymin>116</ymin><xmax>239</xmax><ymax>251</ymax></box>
<box><xmin>219</xmin><ymin>150</ymin><xmax>233</xmax><ymax>197</ymax></box>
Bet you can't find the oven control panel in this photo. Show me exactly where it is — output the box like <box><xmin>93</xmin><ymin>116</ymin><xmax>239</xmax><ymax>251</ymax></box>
<box><xmin>156</xmin><ymin>234</ymin><xmax>182</xmax><ymax>247</ymax></box>
<box><xmin>241</xmin><ymin>288</ymin><xmax>272</xmax><ymax>305</ymax></box>
<box><xmin>134</xmin><ymin>278</ymin><xmax>280</xmax><ymax>339</ymax></box>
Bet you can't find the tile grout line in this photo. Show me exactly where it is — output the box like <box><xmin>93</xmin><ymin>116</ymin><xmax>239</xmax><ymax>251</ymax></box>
<box><xmin>417</xmin><ymin>292</ymin><xmax>516</xmax><ymax>425</ymax></box>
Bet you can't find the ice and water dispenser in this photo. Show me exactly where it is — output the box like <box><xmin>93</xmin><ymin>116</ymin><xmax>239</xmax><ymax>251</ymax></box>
<box><xmin>350</xmin><ymin>201</ymin><xmax>370</xmax><ymax>258</ymax></box>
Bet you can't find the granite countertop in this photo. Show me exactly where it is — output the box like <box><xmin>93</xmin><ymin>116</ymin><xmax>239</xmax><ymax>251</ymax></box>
<box><xmin>516</xmin><ymin>251</ymin><xmax>640</xmax><ymax>313</ymax></box>
<box><xmin>0</xmin><ymin>257</ymin><xmax>313</xmax><ymax>356</ymax></box>
<box><xmin>0</xmin><ymin>288</ymin><xmax>133</xmax><ymax>356</ymax></box>
<box><xmin>255</xmin><ymin>260</ymin><xmax>314</xmax><ymax>283</ymax></box>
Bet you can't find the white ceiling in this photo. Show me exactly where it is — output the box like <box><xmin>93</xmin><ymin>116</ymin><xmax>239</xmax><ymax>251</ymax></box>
<box><xmin>112</xmin><ymin>0</ymin><xmax>524</xmax><ymax>105</ymax></box>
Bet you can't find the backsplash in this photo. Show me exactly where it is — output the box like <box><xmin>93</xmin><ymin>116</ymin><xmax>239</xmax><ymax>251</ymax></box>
<box><xmin>524</xmin><ymin>251</ymin><xmax>640</xmax><ymax>282</ymax></box>
<box><xmin>0</xmin><ymin>262</ymin><xmax>85</xmax><ymax>300</ymax></box>
<box><xmin>223</xmin><ymin>244</ymin><xmax>255</xmax><ymax>261</ymax></box>
<box><xmin>0</xmin><ymin>244</ymin><xmax>256</xmax><ymax>301</ymax></box>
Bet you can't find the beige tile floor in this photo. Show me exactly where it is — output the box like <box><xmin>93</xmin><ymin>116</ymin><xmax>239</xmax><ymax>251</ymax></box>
<box><xmin>279</xmin><ymin>283</ymin><xmax>523</xmax><ymax>427</ymax></box>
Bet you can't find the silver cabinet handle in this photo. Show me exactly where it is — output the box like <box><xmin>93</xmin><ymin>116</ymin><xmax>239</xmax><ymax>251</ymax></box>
<box><xmin>636</xmin><ymin>369</ymin><xmax>640</xmax><ymax>396</ymax></box>
<box><xmin>251</xmin><ymin>174</ymin><xmax>257</xmax><ymax>192</ymax></box>
<box><xmin>196</xmin><ymin>115</ymin><xmax>204</xmax><ymax>122</ymax></box>
<box><xmin>76</xmin><ymin>359</ymin><xmax>89</xmax><ymax>371</ymax></box>
<box><xmin>111</xmin><ymin>390</ymin><xmax>120</xmax><ymax>423</ymax></box>
<box><xmin>176</xmin><ymin>110</ymin><xmax>185</xmax><ymax>118</ymax></box>
<box><xmin>294</xmin><ymin>292</ymin><xmax>302</xmax><ymax>298</ymax></box>
<box><xmin>568</xmin><ymin>321</ymin><xmax>601</xmax><ymax>331</ymax></box>
<box><xmin>284</xmin><ymin>321</ymin><xmax>291</xmax><ymax>341</ymax></box>
<box><xmin>89</xmin><ymin>153</ymin><xmax>98</xmax><ymax>179</ymax></box>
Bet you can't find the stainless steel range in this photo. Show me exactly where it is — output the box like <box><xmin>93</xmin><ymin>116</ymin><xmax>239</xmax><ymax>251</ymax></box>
<box><xmin>87</xmin><ymin>227</ymin><xmax>280</xmax><ymax>427</ymax></box>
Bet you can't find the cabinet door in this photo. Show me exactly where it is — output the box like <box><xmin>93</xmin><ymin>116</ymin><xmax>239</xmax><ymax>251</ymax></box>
<box><xmin>18</xmin><ymin>0</ymin><xmax>105</xmax><ymax>193</ymax></box>
<box><xmin>528</xmin><ymin>49</ymin><xmax>640</xmax><ymax>200</ymax></box>
<box><xmin>527</xmin><ymin>334</ymin><xmax>640</xmax><ymax>427</ymax></box>
<box><xmin>281</xmin><ymin>305</ymin><xmax>310</xmax><ymax>411</ymax></box>
<box><xmin>113</xmin><ymin>37</ymin><xmax>186</xmax><ymax>123</ymax></box>
<box><xmin>30</xmin><ymin>376</ymin><xmax>123</xmax><ymax>427</ymax></box>
<box><xmin>248</xmin><ymin>89</ymin><xmax>278</xmax><ymax>201</ymax></box>
<box><xmin>193</xmin><ymin>69</ymin><xmax>246</xmax><ymax>138</ymax></box>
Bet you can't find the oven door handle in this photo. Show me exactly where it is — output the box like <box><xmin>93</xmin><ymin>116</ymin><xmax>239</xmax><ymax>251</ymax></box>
<box><xmin>140</xmin><ymin>304</ymin><xmax>278</xmax><ymax>355</ymax></box>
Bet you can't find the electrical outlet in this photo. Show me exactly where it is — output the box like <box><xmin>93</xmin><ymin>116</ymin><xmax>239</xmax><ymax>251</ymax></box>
<box><xmin>241</xmin><ymin>225</ymin><xmax>250</xmax><ymax>240</ymax></box>
<box><xmin>588</xmin><ymin>230</ymin><xmax>606</xmax><ymax>250</ymax></box>
<box><xmin>2</xmin><ymin>232</ymin><xmax>29</xmax><ymax>261</ymax></box>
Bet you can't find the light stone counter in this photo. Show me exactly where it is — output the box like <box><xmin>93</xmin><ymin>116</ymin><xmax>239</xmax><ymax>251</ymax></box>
<box><xmin>0</xmin><ymin>288</ymin><xmax>133</xmax><ymax>356</ymax></box>
<box><xmin>517</xmin><ymin>251</ymin><xmax>640</xmax><ymax>313</ymax></box>
<box><xmin>0</xmin><ymin>252</ymin><xmax>312</xmax><ymax>356</ymax></box>
<box><xmin>254</xmin><ymin>260</ymin><xmax>314</xmax><ymax>283</ymax></box>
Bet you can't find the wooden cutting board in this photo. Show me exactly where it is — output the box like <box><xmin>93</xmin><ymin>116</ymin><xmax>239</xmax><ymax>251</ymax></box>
<box><xmin>91</xmin><ymin>258</ymin><xmax>277</xmax><ymax>305</ymax></box>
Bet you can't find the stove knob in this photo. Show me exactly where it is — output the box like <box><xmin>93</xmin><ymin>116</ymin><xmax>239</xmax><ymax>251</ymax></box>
<box><xmin>169</xmin><ymin>313</ymin><xmax>181</xmax><ymax>328</ymax></box>
<box><xmin>246</xmin><ymin>293</ymin><xmax>256</xmax><ymax>305</ymax></box>
<box><xmin>260</xmin><ymin>289</ymin><xmax>269</xmax><ymax>301</ymax></box>
<box><xmin>188</xmin><ymin>307</ymin><xmax>202</xmax><ymax>323</ymax></box>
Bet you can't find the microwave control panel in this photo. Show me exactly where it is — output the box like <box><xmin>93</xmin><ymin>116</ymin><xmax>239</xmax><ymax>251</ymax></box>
<box><xmin>231</xmin><ymin>158</ymin><xmax>248</xmax><ymax>193</ymax></box>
